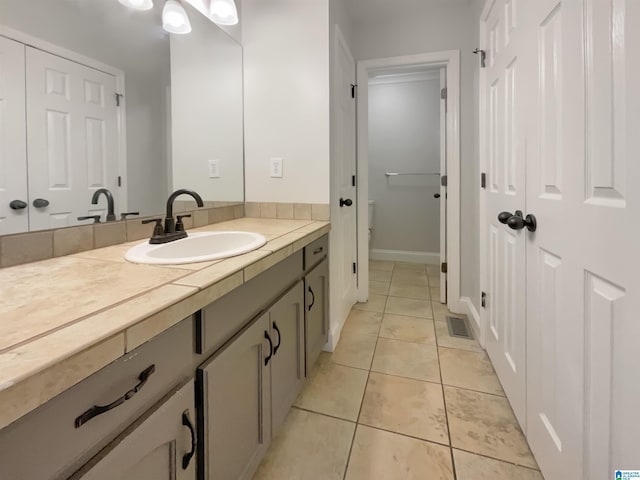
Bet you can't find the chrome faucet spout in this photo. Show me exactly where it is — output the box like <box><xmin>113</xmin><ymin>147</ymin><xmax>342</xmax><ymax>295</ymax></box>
<box><xmin>91</xmin><ymin>188</ymin><xmax>116</xmax><ymax>222</ymax></box>
<box><xmin>165</xmin><ymin>189</ymin><xmax>204</xmax><ymax>234</ymax></box>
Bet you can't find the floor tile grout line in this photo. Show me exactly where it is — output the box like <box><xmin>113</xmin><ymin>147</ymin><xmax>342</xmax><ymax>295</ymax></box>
<box><xmin>290</xmin><ymin>405</ymin><xmax>357</xmax><ymax>425</ymax></box>
<box><xmin>356</xmin><ymin>422</ymin><xmax>452</xmax><ymax>450</ymax></box>
<box><xmin>342</xmin><ymin>271</ymin><xmax>389</xmax><ymax>480</ymax></box>
<box><xmin>451</xmin><ymin>447</ymin><xmax>543</xmax><ymax>473</ymax></box>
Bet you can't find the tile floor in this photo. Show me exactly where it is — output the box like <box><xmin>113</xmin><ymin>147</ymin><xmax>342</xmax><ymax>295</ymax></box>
<box><xmin>254</xmin><ymin>261</ymin><xmax>544</xmax><ymax>480</ymax></box>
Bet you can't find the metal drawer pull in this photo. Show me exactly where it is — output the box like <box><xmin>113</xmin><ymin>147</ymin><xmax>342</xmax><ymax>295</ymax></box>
<box><xmin>74</xmin><ymin>365</ymin><xmax>156</xmax><ymax>428</ymax></box>
<box><xmin>313</xmin><ymin>246</ymin><xmax>324</xmax><ymax>255</ymax></box>
<box><xmin>273</xmin><ymin>322</ymin><xmax>282</xmax><ymax>355</ymax></box>
<box><xmin>182</xmin><ymin>410</ymin><xmax>197</xmax><ymax>470</ymax></box>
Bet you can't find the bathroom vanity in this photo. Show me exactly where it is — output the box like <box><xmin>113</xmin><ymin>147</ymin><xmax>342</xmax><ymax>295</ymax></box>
<box><xmin>0</xmin><ymin>218</ymin><xmax>330</xmax><ymax>480</ymax></box>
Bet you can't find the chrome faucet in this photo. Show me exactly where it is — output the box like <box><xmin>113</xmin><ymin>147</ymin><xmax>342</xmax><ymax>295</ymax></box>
<box><xmin>91</xmin><ymin>188</ymin><xmax>116</xmax><ymax>222</ymax></box>
<box><xmin>142</xmin><ymin>189</ymin><xmax>204</xmax><ymax>244</ymax></box>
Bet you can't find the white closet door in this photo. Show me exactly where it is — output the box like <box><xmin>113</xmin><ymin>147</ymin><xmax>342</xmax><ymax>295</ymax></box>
<box><xmin>482</xmin><ymin>0</ymin><xmax>528</xmax><ymax>427</ymax></box>
<box><xmin>26</xmin><ymin>47</ymin><xmax>119</xmax><ymax>231</ymax></box>
<box><xmin>525</xmin><ymin>0</ymin><xmax>640</xmax><ymax>478</ymax></box>
<box><xmin>0</xmin><ymin>36</ymin><xmax>28</xmax><ymax>234</ymax></box>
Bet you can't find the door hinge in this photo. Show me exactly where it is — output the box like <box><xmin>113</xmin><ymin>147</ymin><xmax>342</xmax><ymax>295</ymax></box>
<box><xmin>441</xmin><ymin>175</ymin><xmax>448</xmax><ymax>187</ymax></box>
<box><xmin>440</xmin><ymin>87</ymin><xmax>447</xmax><ymax>100</ymax></box>
<box><xmin>473</xmin><ymin>48</ymin><xmax>486</xmax><ymax>68</ymax></box>
<box><xmin>350</xmin><ymin>84</ymin><xmax>357</xmax><ymax>99</ymax></box>
<box><xmin>115</xmin><ymin>93</ymin><xmax>124</xmax><ymax>107</ymax></box>
<box><xmin>352</xmin><ymin>262</ymin><xmax>357</xmax><ymax>274</ymax></box>
<box><xmin>441</xmin><ymin>262</ymin><xmax>448</xmax><ymax>274</ymax></box>
<box><xmin>117</xmin><ymin>175</ymin><xmax>122</xmax><ymax>187</ymax></box>
<box><xmin>352</xmin><ymin>175</ymin><xmax>356</xmax><ymax>187</ymax></box>
<box><xmin>481</xmin><ymin>172</ymin><xmax>486</xmax><ymax>189</ymax></box>
<box><xmin>481</xmin><ymin>291</ymin><xmax>487</xmax><ymax>308</ymax></box>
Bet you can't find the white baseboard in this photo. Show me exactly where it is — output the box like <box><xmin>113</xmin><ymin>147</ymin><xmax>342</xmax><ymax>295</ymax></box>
<box><xmin>370</xmin><ymin>249</ymin><xmax>440</xmax><ymax>265</ymax></box>
<box><xmin>460</xmin><ymin>296</ymin><xmax>481</xmax><ymax>340</ymax></box>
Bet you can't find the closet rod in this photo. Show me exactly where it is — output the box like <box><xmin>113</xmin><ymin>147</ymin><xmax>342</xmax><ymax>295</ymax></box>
<box><xmin>385</xmin><ymin>172</ymin><xmax>440</xmax><ymax>177</ymax></box>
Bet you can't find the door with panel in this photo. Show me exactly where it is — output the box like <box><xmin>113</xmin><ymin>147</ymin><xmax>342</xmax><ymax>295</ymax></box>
<box><xmin>525</xmin><ymin>0</ymin><xmax>640</xmax><ymax>478</ymax></box>
<box><xmin>270</xmin><ymin>282</ymin><xmax>305</xmax><ymax>436</ymax></box>
<box><xmin>0</xmin><ymin>36</ymin><xmax>28</xmax><ymax>234</ymax></box>
<box><xmin>198</xmin><ymin>313</ymin><xmax>272</xmax><ymax>480</ymax></box>
<box><xmin>25</xmin><ymin>46</ymin><xmax>119</xmax><ymax>231</ymax></box>
<box><xmin>481</xmin><ymin>0</ymin><xmax>528</xmax><ymax>427</ymax></box>
<box><xmin>70</xmin><ymin>381</ymin><xmax>196</xmax><ymax>480</ymax></box>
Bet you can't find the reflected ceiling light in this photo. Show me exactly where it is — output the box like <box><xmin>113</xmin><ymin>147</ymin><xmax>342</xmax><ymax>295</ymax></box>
<box><xmin>210</xmin><ymin>0</ymin><xmax>238</xmax><ymax>25</ymax></box>
<box><xmin>163</xmin><ymin>0</ymin><xmax>192</xmax><ymax>34</ymax></box>
<box><xmin>118</xmin><ymin>0</ymin><xmax>154</xmax><ymax>10</ymax></box>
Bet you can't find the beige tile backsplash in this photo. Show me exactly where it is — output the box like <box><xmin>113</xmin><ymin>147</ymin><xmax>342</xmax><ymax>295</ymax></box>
<box><xmin>246</xmin><ymin>202</ymin><xmax>330</xmax><ymax>221</ymax></box>
<box><xmin>0</xmin><ymin>202</ymin><xmax>329</xmax><ymax>268</ymax></box>
<box><xmin>0</xmin><ymin>204</ymin><xmax>246</xmax><ymax>268</ymax></box>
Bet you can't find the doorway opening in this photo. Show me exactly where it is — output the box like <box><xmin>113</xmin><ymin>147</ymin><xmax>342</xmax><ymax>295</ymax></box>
<box><xmin>356</xmin><ymin>51</ymin><xmax>462</xmax><ymax>313</ymax></box>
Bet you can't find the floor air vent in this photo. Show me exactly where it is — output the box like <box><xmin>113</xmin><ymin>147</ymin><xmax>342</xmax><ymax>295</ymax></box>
<box><xmin>446</xmin><ymin>316</ymin><xmax>474</xmax><ymax>339</ymax></box>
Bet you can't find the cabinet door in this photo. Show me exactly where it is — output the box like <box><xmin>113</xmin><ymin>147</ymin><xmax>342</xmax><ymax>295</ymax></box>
<box><xmin>70</xmin><ymin>381</ymin><xmax>196</xmax><ymax>480</ymax></box>
<box><xmin>199</xmin><ymin>313</ymin><xmax>271</xmax><ymax>480</ymax></box>
<box><xmin>305</xmin><ymin>259</ymin><xmax>329</xmax><ymax>374</ymax></box>
<box><xmin>270</xmin><ymin>281</ymin><xmax>305</xmax><ymax>435</ymax></box>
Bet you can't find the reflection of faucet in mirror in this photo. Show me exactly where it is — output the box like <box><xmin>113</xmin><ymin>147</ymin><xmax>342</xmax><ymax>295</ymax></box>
<box><xmin>91</xmin><ymin>189</ymin><xmax>117</xmax><ymax>222</ymax></box>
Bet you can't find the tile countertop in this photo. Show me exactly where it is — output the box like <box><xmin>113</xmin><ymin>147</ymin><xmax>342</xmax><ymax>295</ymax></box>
<box><xmin>0</xmin><ymin>218</ymin><xmax>330</xmax><ymax>430</ymax></box>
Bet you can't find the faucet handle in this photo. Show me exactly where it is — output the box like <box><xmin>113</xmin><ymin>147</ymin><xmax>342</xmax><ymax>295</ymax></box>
<box><xmin>120</xmin><ymin>211</ymin><xmax>140</xmax><ymax>221</ymax></box>
<box><xmin>176</xmin><ymin>214</ymin><xmax>192</xmax><ymax>232</ymax></box>
<box><xmin>77</xmin><ymin>215</ymin><xmax>101</xmax><ymax>224</ymax></box>
<box><xmin>142</xmin><ymin>218</ymin><xmax>164</xmax><ymax>237</ymax></box>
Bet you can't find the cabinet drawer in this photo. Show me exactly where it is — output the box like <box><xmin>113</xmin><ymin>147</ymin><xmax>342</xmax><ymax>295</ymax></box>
<box><xmin>198</xmin><ymin>250</ymin><xmax>303</xmax><ymax>357</ymax></box>
<box><xmin>304</xmin><ymin>235</ymin><xmax>328</xmax><ymax>271</ymax></box>
<box><xmin>0</xmin><ymin>317</ymin><xmax>196</xmax><ymax>480</ymax></box>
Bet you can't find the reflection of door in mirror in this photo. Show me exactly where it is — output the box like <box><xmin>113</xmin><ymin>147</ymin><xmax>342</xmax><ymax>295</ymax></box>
<box><xmin>0</xmin><ymin>36</ymin><xmax>28</xmax><ymax>234</ymax></box>
<box><xmin>26</xmin><ymin>47</ymin><xmax>120</xmax><ymax>232</ymax></box>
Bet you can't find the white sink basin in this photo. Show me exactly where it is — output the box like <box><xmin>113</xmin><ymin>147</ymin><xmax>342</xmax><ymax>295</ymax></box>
<box><xmin>125</xmin><ymin>231</ymin><xmax>267</xmax><ymax>265</ymax></box>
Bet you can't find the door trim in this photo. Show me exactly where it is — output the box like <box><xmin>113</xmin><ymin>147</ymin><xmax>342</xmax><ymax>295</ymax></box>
<box><xmin>356</xmin><ymin>50</ymin><xmax>463</xmax><ymax>314</ymax></box>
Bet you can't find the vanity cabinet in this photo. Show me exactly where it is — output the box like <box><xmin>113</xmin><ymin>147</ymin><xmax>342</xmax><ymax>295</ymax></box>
<box><xmin>304</xmin><ymin>258</ymin><xmax>329</xmax><ymax>374</ymax></box>
<box><xmin>69</xmin><ymin>381</ymin><xmax>197</xmax><ymax>480</ymax></box>
<box><xmin>197</xmin><ymin>281</ymin><xmax>305</xmax><ymax>480</ymax></box>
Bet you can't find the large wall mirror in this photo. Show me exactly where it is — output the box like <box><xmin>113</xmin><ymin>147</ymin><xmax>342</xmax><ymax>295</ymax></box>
<box><xmin>0</xmin><ymin>0</ymin><xmax>244</xmax><ymax>235</ymax></box>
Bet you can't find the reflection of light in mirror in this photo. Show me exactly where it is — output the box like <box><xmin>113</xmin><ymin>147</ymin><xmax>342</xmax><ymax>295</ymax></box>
<box><xmin>163</xmin><ymin>0</ymin><xmax>192</xmax><ymax>34</ymax></box>
<box><xmin>118</xmin><ymin>0</ymin><xmax>154</xmax><ymax>11</ymax></box>
<box><xmin>210</xmin><ymin>0</ymin><xmax>238</xmax><ymax>25</ymax></box>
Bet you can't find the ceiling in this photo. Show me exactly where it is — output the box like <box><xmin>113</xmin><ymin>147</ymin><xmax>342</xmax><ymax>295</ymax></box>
<box><xmin>344</xmin><ymin>0</ymin><xmax>476</xmax><ymax>24</ymax></box>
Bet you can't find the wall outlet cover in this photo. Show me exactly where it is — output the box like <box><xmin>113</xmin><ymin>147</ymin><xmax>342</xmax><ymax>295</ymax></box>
<box><xmin>208</xmin><ymin>159</ymin><xmax>220</xmax><ymax>178</ymax></box>
<box><xmin>270</xmin><ymin>157</ymin><xmax>283</xmax><ymax>178</ymax></box>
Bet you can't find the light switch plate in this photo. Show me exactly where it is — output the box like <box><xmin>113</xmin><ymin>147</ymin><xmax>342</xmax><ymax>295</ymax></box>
<box><xmin>270</xmin><ymin>157</ymin><xmax>283</xmax><ymax>178</ymax></box>
<box><xmin>208</xmin><ymin>159</ymin><xmax>220</xmax><ymax>178</ymax></box>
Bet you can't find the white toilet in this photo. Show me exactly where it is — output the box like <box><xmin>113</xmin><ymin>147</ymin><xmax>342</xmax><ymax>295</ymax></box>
<box><xmin>368</xmin><ymin>200</ymin><xmax>375</xmax><ymax>244</ymax></box>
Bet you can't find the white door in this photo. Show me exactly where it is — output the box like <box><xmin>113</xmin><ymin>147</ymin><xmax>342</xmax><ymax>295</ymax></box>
<box><xmin>330</xmin><ymin>25</ymin><xmax>357</xmax><ymax>344</ymax></box>
<box><xmin>525</xmin><ymin>0</ymin><xmax>640</xmax><ymax>478</ymax></box>
<box><xmin>26</xmin><ymin>47</ymin><xmax>119</xmax><ymax>231</ymax></box>
<box><xmin>481</xmin><ymin>0</ymin><xmax>528</xmax><ymax>427</ymax></box>
<box><xmin>438</xmin><ymin>68</ymin><xmax>447</xmax><ymax>304</ymax></box>
<box><xmin>0</xmin><ymin>36</ymin><xmax>28</xmax><ymax>234</ymax></box>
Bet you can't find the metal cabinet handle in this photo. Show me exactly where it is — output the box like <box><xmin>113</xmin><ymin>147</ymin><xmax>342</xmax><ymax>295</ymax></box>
<box><xmin>181</xmin><ymin>410</ymin><xmax>196</xmax><ymax>470</ymax></box>
<box><xmin>264</xmin><ymin>331</ymin><xmax>273</xmax><ymax>366</ymax></box>
<box><xmin>308</xmin><ymin>286</ymin><xmax>315</xmax><ymax>312</ymax></box>
<box><xmin>74</xmin><ymin>365</ymin><xmax>156</xmax><ymax>428</ymax></box>
<box><xmin>313</xmin><ymin>246</ymin><xmax>324</xmax><ymax>255</ymax></box>
<box><xmin>272</xmin><ymin>322</ymin><xmax>282</xmax><ymax>355</ymax></box>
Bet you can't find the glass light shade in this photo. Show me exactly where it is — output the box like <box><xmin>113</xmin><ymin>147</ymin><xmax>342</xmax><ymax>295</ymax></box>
<box><xmin>163</xmin><ymin>0</ymin><xmax>192</xmax><ymax>34</ymax></box>
<box><xmin>210</xmin><ymin>0</ymin><xmax>238</xmax><ymax>25</ymax></box>
<box><xmin>118</xmin><ymin>0</ymin><xmax>154</xmax><ymax>10</ymax></box>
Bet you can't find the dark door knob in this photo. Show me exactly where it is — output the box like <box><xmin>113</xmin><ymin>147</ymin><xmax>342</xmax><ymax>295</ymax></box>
<box><xmin>9</xmin><ymin>200</ymin><xmax>27</xmax><ymax>210</ymax></box>
<box><xmin>434</xmin><ymin>193</ymin><xmax>441</xmax><ymax>199</ymax></box>
<box><xmin>507</xmin><ymin>213</ymin><xmax>537</xmax><ymax>232</ymax></box>
<box><xmin>33</xmin><ymin>198</ymin><xmax>50</xmax><ymax>208</ymax></box>
<box><xmin>498</xmin><ymin>211</ymin><xmax>513</xmax><ymax>224</ymax></box>
<box><xmin>339</xmin><ymin>198</ymin><xmax>353</xmax><ymax>207</ymax></box>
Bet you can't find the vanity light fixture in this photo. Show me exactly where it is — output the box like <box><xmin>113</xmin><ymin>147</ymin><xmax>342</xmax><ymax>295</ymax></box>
<box><xmin>118</xmin><ymin>0</ymin><xmax>154</xmax><ymax>10</ymax></box>
<box><xmin>163</xmin><ymin>0</ymin><xmax>192</xmax><ymax>34</ymax></box>
<box><xmin>209</xmin><ymin>0</ymin><xmax>238</xmax><ymax>25</ymax></box>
